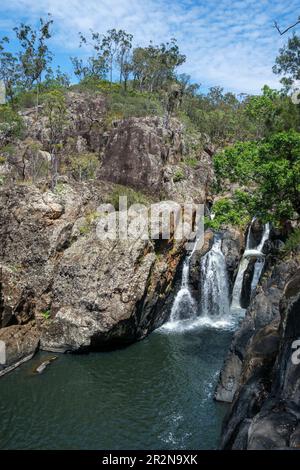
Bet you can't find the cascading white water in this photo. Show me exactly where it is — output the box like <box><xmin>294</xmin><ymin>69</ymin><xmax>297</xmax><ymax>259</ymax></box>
<box><xmin>231</xmin><ymin>257</ymin><xmax>251</xmax><ymax>310</ymax></box>
<box><xmin>231</xmin><ymin>218</ymin><xmax>254</xmax><ymax>309</ymax></box>
<box><xmin>161</xmin><ymin>233</ymin><xmax>232</xmax><ymax>332</ymax></box>
<box><xmin>246</xmin><ymin>217</ymin><xmax>256</xmax><ymax>249</ymax></box>
<box><xmin>257</xmin><ymin>222</ymin><xmax>270</xmax><ymax>252</ymax></box>
<box><xmin>200</xmin><ymin>236</ymin><xmax>230</xmax><ymax>318</ymax></box>
<box><xmin>169</xmin><ymin>238</ymin><xmax>198</xmax><ymax>322</ymax></box>
<box><xmin>249</xmin><ymin>222</ymin><xmax>270</xmax><ymax>294</ymax></box>
<box><xmin>231</xmin><ymin>220</ymin><xmax>270</xmax><ymax>310</ymax></box>
<box><xmin>251</xmin><ymin>257</ymin><xmax>265</xmax><ymax>293</ymax></box>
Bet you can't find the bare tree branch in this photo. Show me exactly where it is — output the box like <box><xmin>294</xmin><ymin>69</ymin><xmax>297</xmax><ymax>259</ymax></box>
<box><xmin>274</xmin><ymin>17</ymin><xmax>300</xmax><ymax>35</ymax></box>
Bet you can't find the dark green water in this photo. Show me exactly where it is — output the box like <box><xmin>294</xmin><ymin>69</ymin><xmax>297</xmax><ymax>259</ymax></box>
<box><xmin>0</xmin><ymin>324</ymin><xmax>232</xmax><ymax>450</ymax></box>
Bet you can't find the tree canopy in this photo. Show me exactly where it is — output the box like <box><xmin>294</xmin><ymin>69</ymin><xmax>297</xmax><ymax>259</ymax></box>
<box><xmin>213</xmin><ymin>130</ymin><xmax>300</xmax><ymax>226</ymax></box>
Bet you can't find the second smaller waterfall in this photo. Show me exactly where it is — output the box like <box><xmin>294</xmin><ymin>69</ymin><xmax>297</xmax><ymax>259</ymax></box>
<box><xmin>231</xmin><ymin>220</ymin><xmax>270</xmax><ymax>310</ymax></box>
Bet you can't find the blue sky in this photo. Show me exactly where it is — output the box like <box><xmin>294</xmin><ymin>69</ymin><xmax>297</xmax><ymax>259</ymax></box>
<box><xmin>0</xmin><ymin>0</ymin><xmax>299</xmax><ymax>94</ymax></box>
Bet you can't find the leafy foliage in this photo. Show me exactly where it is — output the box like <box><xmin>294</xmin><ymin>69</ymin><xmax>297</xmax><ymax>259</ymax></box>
<box><xmin>0</xmin><ymin>37</ymin><xmax>22</xmax><ymax>103</ymax></box>
<box><xmin>273</xmin><ymin>34</ymin><xmax>300</xmax><ymax>87</ymax></box>
<box><xmin>42</xmin><ymin>90</ymin><xmax>68</xmax><ymax>187</ymax></box>
<box><xmin>107</xmin><ymin>90</ymin><xmax>163</xmax><ymax>119</ymax></box>
<box><xmin>214</xmin><ymin>130</ymin><xmax>300</xmax><ymax>225</ymax></box>
<box><xmin>41</xmin><ymin>309</ymin><xmax>51</xmax><ymax>320</ymax></box>
<box><xmin>0</xmin><ymin>104</ymin><xmax>24</xmax><ymax>144</ymax></box>
<box><xmin>206</xmin><ymin>196</ymin><xmax>251</xmax><ymax>230</ymax></box>
<box><xmin>282</xmin><ymin>228</ymin><xmax>300</xmax><ymax>254</ymax></box>
<box><xmin>70</xmin><ymin>153</ymin><xmax>99</xmax><ymax>181</ymax></box>
<box><xmin>108</xmin><ymin>185</ymin><xmax>151</xmax><ymax>210</ymax></box>
<box><xmin>173</xmin><ymin>168</ymin><xmax>185</xmax><ymax>182</ymax></box>
<box><xmin>13</xmin><ymin>15</ymin><xmax>53</xmax><ymax>89</ymax></box>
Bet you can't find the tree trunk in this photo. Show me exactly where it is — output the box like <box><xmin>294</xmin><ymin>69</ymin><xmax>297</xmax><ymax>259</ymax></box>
<box><xmin>51</xmin><ymin>151</ymin><xmax>58</xmax><ymax>190</ymax></box>
<box><xmin>36</xmin><ymin>82</ymin><xmax>40</xmax><ymax>119</ymax></box>
<box><xmin>110</xmin><ymin>57</ymin><xmax>113</xmax><ymax>86</ymax></box>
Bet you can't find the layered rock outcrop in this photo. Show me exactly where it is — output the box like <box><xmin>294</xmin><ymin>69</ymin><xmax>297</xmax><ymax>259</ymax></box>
<box><xmin>3</xmin><ymin>92</ymin><xmax>213</xmax><ymax>204</ymax></box>
<box><xmin>218</xmin><ymin>254</ymin><xmax>300</xmax><ymax>449</ymax></box>
<box><xmin>0</xmin><ymin>182</ymin><xmax>190</xmax><ymax>369</ymax></box>
<box><xmin>0</xmin><ymin>93</ymin><xmax>214</xmax><ymax>373</ymax></box>
<box><xmin>99</xmin><ymin>116</ymin><xmax>213</xmax><ymax>203</ymax></box>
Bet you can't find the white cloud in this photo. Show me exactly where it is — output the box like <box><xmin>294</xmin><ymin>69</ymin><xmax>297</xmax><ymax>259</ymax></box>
<box><xmin>0</xmin><ymin>0</ymin><xmax>299</xmax><ymax>93</ymax></box>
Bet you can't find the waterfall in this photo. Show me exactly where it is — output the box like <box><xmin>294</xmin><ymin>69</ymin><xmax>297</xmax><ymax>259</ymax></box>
<box><xmin>169</xmin><ymin>238</ymin><xmax>199</xmax><ymax>322</ymax></box>
<box><xmin>231</xmin><ymin>220</ymin><xmax>270</xmax><ymax>310</ymax></box>
<box><xmin>231</xmin><ymin>257</ymin><xmax>251</xmax><ymax>310</ymax></box>
<box><xmin>231</xmin><ymin>218</ymin><xmax>254</xmax><ymax>309</ymax></box>
<box><xmin>161</xmin><ymin>233</ymin><xmax>232</xmax><ymax>332</ymax></box>
<box><xmin>251</xmin><ymin>257</ymin><xmax>265</xmax><ymax>293</ymax></box>
<box><xmin>200</xmin><ymin>236</ymin><xmax>230</xmax><ymax>319</ymax></box>
<box><xmin>246</xmin><ymin>216</ymin><xmax>255</xmax><ymax>249</ymax></box>
<box><xmin>257</xmin><ymin>222</ymin><xmax>270</xmax><ymax>252</ymax></box>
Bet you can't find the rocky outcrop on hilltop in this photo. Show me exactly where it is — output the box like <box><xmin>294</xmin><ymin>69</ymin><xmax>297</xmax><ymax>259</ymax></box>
<box><xmin>218</xmin><ymin>254</ymin><xmax>300</xmax><ymax>449</ymax></box>
<box><xmin>99</xmin><ymin>116</ymin><xmax>213</xmax><ymax>203</ymax></box>
<box><xmin>2</xmin><ymin>91</ymin><xmax>214</xmax><ymax>204</ymax></box>
<box><xmin>20</xmin><ymin>91</ymin><xmax>108</xmax><ymax>154</ymax></box>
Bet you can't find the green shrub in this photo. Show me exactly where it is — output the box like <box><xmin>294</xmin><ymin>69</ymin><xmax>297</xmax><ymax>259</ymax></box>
<box><xmin>54</xmin><ymin>182</ymin><xmax>68</xmax><ymax>195</ymax></box>
<box><xmin>108</xmin><ymin>185</ymin><xmax>151</xmax><ymax>210</ymax></box>
<box><xmin>1</xmin><ymin>143</ymin><xmax>17</xmax><ymax>155</ymax></box>
<box><xmin>70</xmin><ymin>153</ymin><xmax>99</xmax><ymax>181</ymax></box>
<box><xmin>207</xmin><ymin>197</ymin><xmax>251</xmax><ymax>230</ymax></box>
<box><xmin>184</xmin><ymin>157</ymin><xmax>198</xmax><ymax>168</ymax></box>
<box><xmin>71</xmin><ymin>77</ymin><xmax>121</xmax><ymax>93</ymax></box>
<box><xmin>213</xmin><ymin>131</ymin><xmax>300</xmax><ymax>224</ymax></box>
<box><xmin>78</xmin><ymin>211</ymin><xmax>101</xmax><ymax>236</ymax></box>
<box><xmin>0</xmin><ymin>105</ymin><xmax>24</xmax><ymax>143</ymax></box>
<box><xmin>79</xmin><ymin>224</ymin><xmax>91</xmax><ymax>235</ymax></box>
<box><xmin>41</xmin><ymin>309</ymin><xmax>51</xmax><ymax>320</ymax></box>
<box><xmin>97</xmin><ymin>80</ymin><xmax>122</xmax><ymax>94</ymax></box>
<box><xmin>283</xmin><ymin>228</ymin><xmax>300</xmax><ymax>254</ymax></box>
<box><xmin>15</xmin><ymin>90</ymin><xmax>37</xmax><ymax>109</ymax></box>
<box><xmin>173</xmin><ymin>168</ymin><xmax>185</xmax><ymax>182</ymax></box>
<box><xmin>107</xmin><ymin>91</ymin><xmax>163</xmax><ymax>119</ymax></box>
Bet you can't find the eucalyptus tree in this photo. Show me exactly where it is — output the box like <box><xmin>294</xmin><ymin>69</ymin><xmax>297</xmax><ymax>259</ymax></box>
<box><xmin>115</xmin><ymin>30</ymin><xmax>133</xmax><ymax>85</ymax></box>
<box><xmin>131</xmin><ymin>39</ymin><xmax>186</xmax><ymax>92</ymax></box>
<box><xmin>273</xmin><ymin>34</ymin><xmax>300</xmax><ymax>89</ymax></box>
<box><xmin>43</xmin><ymin>90</ymin><xmax>68</xmax><ymax>188</ymax></box>
<box><xmin>70</xmin><ymin>55</ymin><xmax>107</xmax><ymax>80</ymax></box>
<box><xmin>101</xmin><ymin>29</ymin><xmax>133</xmax><ymax>85</ymax></box>
<box><xmin>75</xmin><ymin>28</ymin><xmax>133</xmax><ymax>85</ymax></box>
<box><xmin>13</xmin><ymin>14</ymin><xmax>53</xmax><ymax>113</ymax></box>
<box><xmin>0</xmin><ymin>37</ymin><xmax>22</xmax><ymax>104</ymax></box>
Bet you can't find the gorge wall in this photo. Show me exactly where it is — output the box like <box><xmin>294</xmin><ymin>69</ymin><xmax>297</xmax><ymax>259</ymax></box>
<box><xmin>0</xmin><ymin>90</ymin><xmax>214</xmax><ymax>374</ymax></box>
<box><xmin>216</xmin><ymin>236</ymin><xmax>300</xmax><ymax>449</ymax></box>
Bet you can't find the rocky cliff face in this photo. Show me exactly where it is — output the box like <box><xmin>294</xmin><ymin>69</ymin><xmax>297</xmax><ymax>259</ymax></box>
<box><xmin>2</xmin><ymin>92</ymin><xmax>213</xmax><ymax>205</ymax></box>
<box><xmin>0</xmin><ymin>182</ymin><xmax>188</xmax><ymax>371</ymax></box>
<box><xmin>217</xmin><ymin>253</ymin><xmax>300</xmax><ymax>449</ymax></box>
<box><xmin>20</xmin><ymin>91</ymin><xmax>108</xmax><ymax>154</ymax></box>
<box><xmin>99</xmin><ymin>116</ymin><xmax>213</xmax><ymax>203</ymax></box>
<box><xmin>0</xmin><ymin>91</ymin><xmax>214</xmax><ymax>374</ymax></box>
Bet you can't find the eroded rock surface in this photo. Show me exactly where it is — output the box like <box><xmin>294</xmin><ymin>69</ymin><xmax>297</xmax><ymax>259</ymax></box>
<box><xmin>99</xmin><ymin>116</ymin><xmax>213</xmax><ymax>203</ymax></box>
<box><xmin>1</xmin><ymin>92</ymin><xmax>214</xmax><ymax>373</ymax></box>
<box><xmin>218</xmin><ymin>258</ymin><xmax>300</xmax><ymax>449</ymax></box>
<box><xmin>0</xmin><ymin>322</ymin><xmax>39</xmax><ymax>375</ymax></box>
<box><xmin>0</xmin><ymin>183</ymin><xmax>190</xmax><ymax>359</ymax></box>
